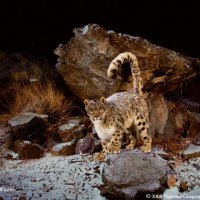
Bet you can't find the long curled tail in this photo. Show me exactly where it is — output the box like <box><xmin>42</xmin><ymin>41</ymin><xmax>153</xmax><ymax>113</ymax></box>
<box><xmin>107</xmin><ymin>52</ymin><xmax>143</xmax><ymax>95</ymax></box>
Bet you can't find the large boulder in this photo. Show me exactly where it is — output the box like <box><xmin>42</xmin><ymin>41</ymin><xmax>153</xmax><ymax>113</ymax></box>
<box><xmin>54</xmin><ymin>24</ymin><xmax>199</xmax><ymax>100</ymax></box>
<box><xmin>102</xmin><ymin>150</ymin><xmax>169</xmax><ymax>199</ymax></box>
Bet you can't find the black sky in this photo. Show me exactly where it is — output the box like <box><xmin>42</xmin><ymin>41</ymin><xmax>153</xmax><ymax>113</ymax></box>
<box><xmin>0</xmin><ymin>0</ymin><xmax>199</xmax><ymax>62</ymax></box>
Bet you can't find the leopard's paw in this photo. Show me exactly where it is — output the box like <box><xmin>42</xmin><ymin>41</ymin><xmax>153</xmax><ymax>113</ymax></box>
<box><xmin>126</xmin><ymin>143</ymin><xmax>135</xmax><ymax>150</ymax></box>
<box><xmin>93</xmin><ymin>152</ymin><xmax>105</xmax><ymax>161</ymax></box>
<box><xmin>140</xmin><ymin>145</ymin><xmax>151</xmax><ymax>153</ymax></box>
<box><xmin>107</xmin><ymin>146</ymin><xmax>121</xmax><ymax>154</ymax></box>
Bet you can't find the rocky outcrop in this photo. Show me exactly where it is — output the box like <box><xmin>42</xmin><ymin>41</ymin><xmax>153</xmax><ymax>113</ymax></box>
<box><xmin>8</xmin><ymin>112</ymin><xmax>48</xmax><ymax>143</ymax></box>
<box><xmin>102</xmin><ymin>150</ymin><xmax>169</xmax><ymax>199</ymax></box>
<box><xmin>53</xmin><ymin>24</ymin><xmax>200</xmax><ymax>141</ymax></box>
<box><xmin>54</xmin><ymin>24</ymin><xmax>199</xmax><ymax>100</ymax></box>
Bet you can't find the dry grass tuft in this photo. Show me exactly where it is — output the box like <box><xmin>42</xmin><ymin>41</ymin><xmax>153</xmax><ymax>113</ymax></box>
<box><xmin>0</xmin><ymin>82</ymin><xmax>85</xmax><ymax>147</ymax></box>
<box><xmin>2</xmin><ymin>82</ymin><xmax>73</xmax><ymax>123</ymax></box>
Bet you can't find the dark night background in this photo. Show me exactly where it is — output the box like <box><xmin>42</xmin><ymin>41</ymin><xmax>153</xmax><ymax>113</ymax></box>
<box><xmin>0</xmin><ymin>0</ymin><xmax>199</xmax><ymax>64</ymax></box>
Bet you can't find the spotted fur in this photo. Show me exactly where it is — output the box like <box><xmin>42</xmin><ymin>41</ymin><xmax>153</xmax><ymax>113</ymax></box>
<box><xmin>107</xmin><ymin>52</ymin><xmax>143</xmax><ymax>95</ymax></box>
<box><xmin>84</xmin><ymin>52</ymin><xmax>151</xmax><ymax>160</ymax></box>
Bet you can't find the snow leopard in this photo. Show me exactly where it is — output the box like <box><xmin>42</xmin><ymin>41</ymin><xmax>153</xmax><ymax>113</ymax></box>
<box><xmin>84</xmin><ymin>52</ymin><xmax>152</xmax><ymax>160</ymax></box>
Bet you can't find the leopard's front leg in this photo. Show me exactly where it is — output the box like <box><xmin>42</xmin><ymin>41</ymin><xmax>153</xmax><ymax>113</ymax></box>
<box><xmin>93</xmin><ymin>141</ymin><xmax>107</xmax><ymax>161</ymax></box>
<box><xmin>94</xmin><ymin>130</ymin><xmax>123</xmax><ymax>161</ymax></box>
<box><xmin>106</xmin><ymin>129</ymin><xmax>123</xmax><ymax>154</ymax></box>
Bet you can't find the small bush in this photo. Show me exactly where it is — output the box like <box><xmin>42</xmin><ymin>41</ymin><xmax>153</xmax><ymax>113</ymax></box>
<box><xmin>4</xmin><ymin>82</ymin><xmax>72</xmax><ymax>123</ymax></box>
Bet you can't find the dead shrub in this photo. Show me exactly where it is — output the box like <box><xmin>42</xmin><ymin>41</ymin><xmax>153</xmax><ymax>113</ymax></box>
<box><xmin>0</xmin><ymin>82</ymin><xmax>85</xmax><ymax>146</ymax></box>
<box><xmin>5</xmin><ymin>82</ymin><xmax>73</xmax><ymax>123</ymax></box>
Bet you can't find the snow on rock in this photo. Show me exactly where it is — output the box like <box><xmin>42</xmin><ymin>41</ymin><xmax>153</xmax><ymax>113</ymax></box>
<box><xmin>0</xmin><ymin>154</ymin><xmax>105</xmax><ymax>200</ymax></box>
<box><xmin>183</xmin><ymin>144</ymin><xmax>200</xmax><ymax>159</ymax></box>
<box><xmin>8</xmin><ymin>112</ymin><xmax>47</xmax><ymax>142</ymax></box>
<box><xmin>51</xmin><ymin>139</ymin><xmax>77</xmax><ymax>156</ymax></box>
<box><xmin>58</xmin><ymin>119</ymin><xmax>81</xmax><ymax>132</ymax></box>
<box><xmin>79</xmin><ymin>25</ymin><xmax>89</xmax><ymax>35</ymax></box>
<box><xmin>13</xmin><ymin>140</ymin><xmax>44</xmax><ymax>159</ymax></box>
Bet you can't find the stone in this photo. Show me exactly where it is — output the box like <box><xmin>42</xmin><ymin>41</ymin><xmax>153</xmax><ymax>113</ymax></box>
<box><xmin>167</xmin><ymin>175</ymin><xmax>176</xmax><ymax>188</ymax></box>
<box><xmin>8</xmin><ymin>112</ymin><xmax>47</xmax><ymax>143</ymax></box>
<box><xmin>182</xmin><ymin>144</ymin><xmax>200</xmax><ymax>159</ymax></box>
<box><xmin>54</xmin><ymin>24</ymin><xmax>199</xmax><ymax>101</ymax></box>
<box><xmin>147</xmin><ymin>94</ymin><xmax>171</xmax><ymax>139</ymax></box>
<box><xmin>145</xmin><ymin>92</ymin><xmax>200</xmax><ymax>144</ymax></box>
<box><xmin>180</xmin><ymin>180</ymin><xmax>189</xmax><ymax>191</ymax></box>
<box><xmin>25</xmin><ymin>112</ymin><xmax>48</xmax><ymax>123</ymax></box>
<box><xmin>57</xmin><ymin>117</ymin><xmax>86</xmax><ymax>142</ymax></box>
<box><xmin>146</xmin><ymin>93</ymin><xmax>184</xmax><ymax>140</ymax></box>
<box><xmin>13</xmin><ymin>140</ymin><xmax>44</xmax><ymax>159</ymax></box>
<box><xmin>175</xmin><ymin>112</ymin><xmax>188</xmax><ymax>131</ymax></box>
<box><xmin>75</xmin><ymin>136</ymin><xmax>95</xmax><ymax>155</ymax></box>
<box><xmin>72</xmin><ymin>124</ymin><xmax>86</xmax><ymax>139</ymax></box>
<box><xmin>0</xmin><ymin>148</ymin><xmax>19</xmax><ymax>160</ymax></box>
<box><xmin>57</xmin><ymin>130</ymin><xmax>74</xmax><ymax>143</ymax></box>
<box><xmin>188</xmin><ymin>112</ymin><xmax>200</xmax><ymax>145</ymax></box>
<box><xmin>0</xmin><ymin>125</ymin><xmax>13</xmax><ymax>148</ymax></box>
<box><xmin>152</xmin><ymin>148</ymin><xmax>172</xmax><ymax>160</ymax></box>
<box><xmin>58</xmin><ymin>118</ymin><xmax>81</xmax><ymax>132</ymax></box>
<box><xmin>51</xmin><ymin>139</ymin><xmax>77</xmax><ymax>156</ymax></box>
<box><xmin>102</xmin><ymin>149</ymin><xmax>168</xmax><ymax>199</ymax></box>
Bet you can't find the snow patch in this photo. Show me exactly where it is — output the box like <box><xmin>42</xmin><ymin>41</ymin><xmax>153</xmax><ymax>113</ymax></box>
<box><xmin>81</xmin><ymin>25</ymin><xmax>89</xmax><ymax>35</ymax></box>
<box><xmin>0</xmin><ymin>154</ymin><xmax>106</xmax><ymax>200</ymax></box>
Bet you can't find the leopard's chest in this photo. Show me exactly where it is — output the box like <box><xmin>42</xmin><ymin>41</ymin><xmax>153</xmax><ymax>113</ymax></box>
<box><xmin>93</xmin><ymin>121</ymin><xmax>115</xmax><ymax>142</ymax></box>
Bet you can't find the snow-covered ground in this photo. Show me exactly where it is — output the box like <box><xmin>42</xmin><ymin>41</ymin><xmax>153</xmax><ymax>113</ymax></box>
<box><xmin>174</xmin><ymin>158</ymin><xmax>200</xmax><ymax>190</ymax></box>
<box><xmin>1</xmin><ymin>149</ymin><xmax>200</xmax><ymax>200</ymax></box>
<box><xmin>0</xmin><ymin>153</ymin><xmax>105</xmax><ymax>200</ymax></box>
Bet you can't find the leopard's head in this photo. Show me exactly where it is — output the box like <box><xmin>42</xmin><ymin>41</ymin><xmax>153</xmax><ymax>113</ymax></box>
<box><xmin>84</xmin><ymin>97</ymin><xmax>107</xmax><ymax>121</ymax></box>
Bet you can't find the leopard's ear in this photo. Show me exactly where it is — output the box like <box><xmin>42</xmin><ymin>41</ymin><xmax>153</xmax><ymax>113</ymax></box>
<box><xmin>100</xmin><ymin>97</ymin><xmax>106</xmax><ymax>104</ymax></box>
<box><xmin>84</xmin><ymin>99</ymin><xmax>89</xmax><ymax>106</ymax></box>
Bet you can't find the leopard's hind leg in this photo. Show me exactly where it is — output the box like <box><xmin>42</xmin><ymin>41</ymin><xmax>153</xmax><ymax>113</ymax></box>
<box><xmin>125</xmin><ymin>130</ymin><xmax>136</xmax><ymax>150</ymax></box>
<box><xmin>134</xmin><ymin>114</ymin><xmax>151</xmax><ymax>153</ymax></box>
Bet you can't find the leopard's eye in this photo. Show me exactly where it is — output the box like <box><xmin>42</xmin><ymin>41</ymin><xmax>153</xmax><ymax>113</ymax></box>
<box><xmin>88</xmin><ymin>109</ymin><xmax>94</xmax><ymax>113</ymax></box>
<box><xmin>99</xmin><ymin>108</ymin><xmax>104</xmax><ymax>112</ymax></box>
